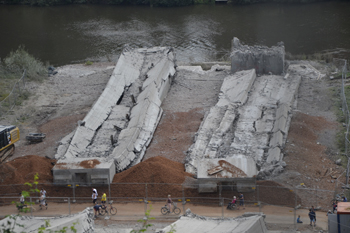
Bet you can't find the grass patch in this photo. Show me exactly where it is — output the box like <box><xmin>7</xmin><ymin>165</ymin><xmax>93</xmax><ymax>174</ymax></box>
<box><xmin>85</xmin><ymin>60</ymin><xmax>93</xmax><ymax>66</ymax></box>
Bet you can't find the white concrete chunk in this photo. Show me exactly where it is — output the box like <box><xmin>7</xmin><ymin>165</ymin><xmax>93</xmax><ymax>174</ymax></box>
<box><xmin>269</xmin><ymin>131</ymin><xmax>283</xmax><ymax>148</ymax></box>
<box><xmin>218</xmin><ymin>69</ymin><xmax>256</xmax><ymax>106</ymax></box>
<box><xmin>266</xmin><ymin>147</ymin><xmax>281</xmax><ymax>163</ymax></box>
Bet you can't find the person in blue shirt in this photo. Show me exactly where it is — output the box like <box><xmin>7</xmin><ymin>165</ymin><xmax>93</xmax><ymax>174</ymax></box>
<box><xmin>308</xmin><ymin>209</ymin><xmax>316</xmax><ymax>226</ymax></box>
<box><xmin>343</xmin><ymin>196</ymin><xmax>347</xmax><ymax>202</ymax></box>
<box><xmin>297</xmin><ymin>215</ymin><xmax>303</xmax><ymax>223</ymax></box>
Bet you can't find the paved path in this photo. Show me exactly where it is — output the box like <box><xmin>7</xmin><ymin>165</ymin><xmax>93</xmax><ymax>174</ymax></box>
<box><xmin>0</xmin><ymin>202</ymin><xmax>328</xmax><ymax>230</ymax></box>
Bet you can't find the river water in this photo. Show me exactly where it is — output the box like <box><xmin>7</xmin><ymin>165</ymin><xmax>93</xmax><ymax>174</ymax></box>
<box><xmin>1</xmin><ymin>2</ymin><xmax>350</xmax><ymax>66</ymax></box>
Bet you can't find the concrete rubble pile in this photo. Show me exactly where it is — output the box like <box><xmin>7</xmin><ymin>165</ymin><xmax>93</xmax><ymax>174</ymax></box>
<box><xmin>0</xmin><ymin>208</ymin><xmax>94</xmax><ymax>233</ymax></box>
<box><xmin>158</xmin><ymin>209</ymin><xmax>268</xmax><ymax>233</ymax></box>
<box><xmin>186</xmin><ymin>38</ymin><xmax>301</xmax><ymax>181</ymax></box>
<box><xmin>231</xmin><ymin>37</ymin><xmax>285</xmax><ymax>75</ymax></box>
<box><xmin>53</xmin><ymin>47</ymin><xmax>176</xmax><ymax>184</ymax></box>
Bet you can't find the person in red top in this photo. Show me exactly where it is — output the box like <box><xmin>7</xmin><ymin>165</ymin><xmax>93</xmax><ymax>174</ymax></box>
<box><xmin>227</xmin><ymin>196</ymin><xmax>237</xmax><ymax>209</ymax></box>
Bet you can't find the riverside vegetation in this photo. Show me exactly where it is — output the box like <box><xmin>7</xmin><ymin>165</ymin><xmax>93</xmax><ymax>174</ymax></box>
<box><xmin>0</xmin><ymin>46</ymin><xmax>47</xmax><ymax>115</ymax></box>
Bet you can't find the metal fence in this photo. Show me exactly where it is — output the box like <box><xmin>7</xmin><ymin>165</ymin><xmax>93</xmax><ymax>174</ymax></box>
<box><xmin>0</xmin><ymin>182</ymin><xmax>338</xmax><ymax>230</ymax></box>
<box><xmin>337</xmin><ymin>58</ymin><xmax>350</xmax><ymax>186</ymax></box>
<box><xmin>0</xmin><ymin>182</ymin><xmax>336</xmax><ymax>215</ymax></box>
<box><xmin>0</xmin><ymin>69</ymin><xmax>27</xmax><ymax>117</ymax></box>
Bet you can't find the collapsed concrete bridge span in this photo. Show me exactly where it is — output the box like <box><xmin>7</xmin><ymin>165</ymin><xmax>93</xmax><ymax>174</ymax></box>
<box><xmin>53</xmin><ymin>47</ymin><xmax>176</xmax><ymax>185</ymax></box>
<box><xmin>185</xmin><ymin>38</ymin><xmax>301</xmax><ymax>192</ymax></box>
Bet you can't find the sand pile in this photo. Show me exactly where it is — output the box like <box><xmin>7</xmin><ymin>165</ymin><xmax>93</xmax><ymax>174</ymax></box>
<box><xmin>0</xmin><ymin>155</ymin><xmax>55</xmax><ymax>185</ymax></box>
<box><xmin>113</xmin><ymin>156</ymin><xmax>193</xmax><ymax>184</ymax></box>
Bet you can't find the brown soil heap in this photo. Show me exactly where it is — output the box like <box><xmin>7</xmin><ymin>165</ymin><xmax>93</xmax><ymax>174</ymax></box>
<box><xmin>113</xmin><ymin>156</ymin><xmax>193</xmax><ymax>184</ymax></box>
<box><xmin>0</xmin><ymin>155</ymin><xmax>55</xmax><ymax>185</ymax></box>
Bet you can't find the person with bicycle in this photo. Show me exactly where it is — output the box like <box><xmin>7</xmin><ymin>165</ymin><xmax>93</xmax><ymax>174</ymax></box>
<box><xmin>93</xmin><ymin>203</ymin><xmax>103</xmax><ymax>218</ymax></box>
<box><xmin>39</xmin><ymin>193</ymin><xmax>47</xmax><ymax>209</ymax></box>
<box><xmin>166</xmin><ymin>194</ymin><xmax>173</xmax><ymax>212</ymax></box>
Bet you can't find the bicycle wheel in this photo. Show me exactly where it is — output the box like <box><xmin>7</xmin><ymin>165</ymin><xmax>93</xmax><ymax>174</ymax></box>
<box><xmin>99</xmin><ymin>208</ymin><xmax>107</xmax><ymax>216</ymax></box>
<box><xmin>174</xmin><ymin>207</ymin><xmax>181</xmax><ymax>215</ymax></box>
<box><xmin>161</xmin><ymin>207</ymin><xmax>169</xmax><ymax>215</ymax></box>
<box><xmin>110</xmin><ymin>207</ymin><xmax>117</xmax><ymax>215</ymax></box>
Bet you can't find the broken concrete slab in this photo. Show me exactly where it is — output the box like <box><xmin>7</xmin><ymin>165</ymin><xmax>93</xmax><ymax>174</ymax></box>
<box><xmin>0</xmin><ymin>208</ymin><xmax>94</xmax><ymax>233</ymax></box>
<box><xmin>218</xmin><ymin>69</ymin><xmax>256</xmax><ymax>106</ymax></box>
<box><xmin>160</xmin><ymin>210</ymin><xmax>268</xmax><ymax>233</ymax></box>
<box><xmin>197</xmin><ymin>157</ymin><xmax>258</xmax><ymax>179</ymax></box>
<box><xmin>53</xmin><ymin>47</ymin><xmax>176</xmax><ymax>184</ymax></box>
<box><xmin>230</xmin><ymin>37</ymin><xmax>285</xmax><ymax>75</ymax></box>
<box><xmin>269</xmin><ymin>131</ymin><xmax>283</xmax><ymax>148</ymax></box>
<box><xmin>266</xmin><ymin>147</ymin><xmax>281</xmax><ymax>163</ymax></box>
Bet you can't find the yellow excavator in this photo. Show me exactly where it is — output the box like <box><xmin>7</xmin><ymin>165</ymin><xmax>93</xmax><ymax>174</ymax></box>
<box><xmin>0</xmin><ymin>125</ymin><xmax>20</xmax><ymax>163</ymax></box>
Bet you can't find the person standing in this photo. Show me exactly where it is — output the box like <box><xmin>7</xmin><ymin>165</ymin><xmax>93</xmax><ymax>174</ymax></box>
<box><xmin>308</xmin><ymin>208</ymin><xmax>316</xmax><ymax>226</ymax></box>
<box><xmin>40</xmin><ymin>188</ymin><xmax>47</xmax><ymax>198</ymax></box>
<box><xmin>92</xmin><ymin>188</ymin><xmax>98</xmax><ymax>204</ymax></box>
<box><xmin>19</xmin><ymin>193</ymin><xmax>24</xmax><ymax>205</ymax></box>
<box><xmin>333</xmin><ymin>201</ymin><xmax>338</xmax><ymax>213</ymax></box>
<box><xmin>101</xmin><ymin>193</ymin><xmax>107</xmax><ymax>205</ymax></box>
<box><xmin>238</xmin><ymin>193</ymin><xmax>245</xmax><ymax>210</ymax></box>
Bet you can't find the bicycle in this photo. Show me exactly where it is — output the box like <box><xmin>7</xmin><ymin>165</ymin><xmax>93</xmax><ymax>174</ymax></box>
<box><xmin>161</xmin><ymin>202</ymin><xmax>181</xmax><ymax>215</ymax></box>
<box><xmin>100</xmin><ymin>201</ymin><xmax>117</xmax><ymax>215</ymax></box>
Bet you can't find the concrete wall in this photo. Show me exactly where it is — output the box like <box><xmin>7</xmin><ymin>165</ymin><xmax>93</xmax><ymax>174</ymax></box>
<box><xmin>230</xmin><ymin>37</ymin><xmax>285</xmax><ymax>75</ymax></box>
<box><xmin>53</xmin><ymin>158</ymin><xmax>115</xmax><ymax>185</ymax></box>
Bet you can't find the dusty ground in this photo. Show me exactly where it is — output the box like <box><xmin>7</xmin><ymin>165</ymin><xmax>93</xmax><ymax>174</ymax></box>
<box><xmin>0</xmin><ymin>60</ymin><xmax>347</xmax><ymax>232</ymax></box>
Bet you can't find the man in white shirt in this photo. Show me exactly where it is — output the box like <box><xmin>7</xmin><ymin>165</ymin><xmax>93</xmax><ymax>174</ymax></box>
<box><xmin>92</xmin><ymin>188</ymin><xmax>98</xmax><ymax>204</ymax></box>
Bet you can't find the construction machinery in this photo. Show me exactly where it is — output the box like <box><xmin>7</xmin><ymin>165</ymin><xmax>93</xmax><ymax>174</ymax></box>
<box><xmin>0</xmin><ymin>125</ymin><xmax>19</xmax><ymax>163</ymax></box>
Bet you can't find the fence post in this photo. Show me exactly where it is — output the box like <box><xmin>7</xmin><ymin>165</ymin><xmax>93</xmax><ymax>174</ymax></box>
<box><xmin>294</xmin><ymin>188</ymin><xmax>297</xmax><ymax>230</ymax></box>
<box><xmin>30</xmin><ymin>197</ymin><xmax>33</xmax><ymax>217</ymax></box>
<box><xmin>219</xmin><ymin>183</ymin><xmax>222</xmax><ymax>206</ymax></box>
<box><xmin>221</xmin><ymin>197</ymin><xmax>224</xmax><ymax>219</ymax></box>
<box><xmin>73</xmin><ymin>184</ymin><xmax>76</xmax><ymax>202</ymax></box>
<box><xmin>17</xmin><ymin>82</ymin><xmax>21</xmax><ymax>96</ymax></box>
<box><xmin>108</xmin><ymin>182</ymin><xmax>111</xmax><ymax>202</ymax></box>
<box><xmin>182</xmin><ymin>184</ymin><xmax>185</xmax><ymax>214</ymax></box>
<box><xmin>257</xmin><ymin>185</ymin><xmax>261</xmax><ymax>213</ymax></box>
<box><xmin>68</xmin><ymin>197</ymin><xmax>71</xmax><ymax>215</ymax></box>
<box><xmin>144</xmin><ymin>184</ymin><xmax>147</xmax><ymax>214</ymax></box>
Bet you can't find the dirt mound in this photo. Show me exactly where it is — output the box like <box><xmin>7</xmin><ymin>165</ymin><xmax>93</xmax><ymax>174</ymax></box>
<box><xmin>113</xmin><ymin>156</ymin><xmax>193</xmax><ymax>184</ymax></box>
<box><xmin>0</xmin><ymin>155</ymin><xmax>55</xmax><ymax>185</ymax></box>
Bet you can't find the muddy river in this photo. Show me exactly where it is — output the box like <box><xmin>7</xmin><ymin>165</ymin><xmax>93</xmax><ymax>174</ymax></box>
<box><xmin>1</xmin><ymin>2</ymin><xmax>350</xmax><ymax>66</ymax></box>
